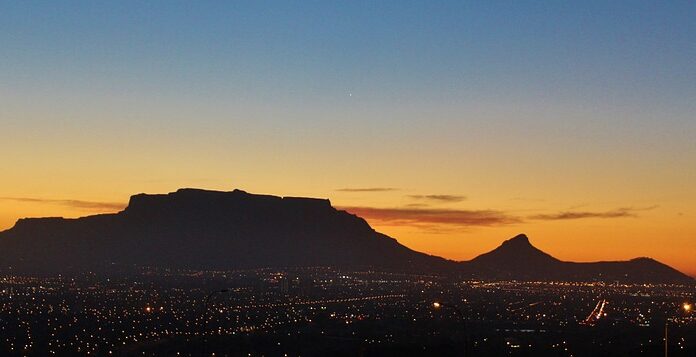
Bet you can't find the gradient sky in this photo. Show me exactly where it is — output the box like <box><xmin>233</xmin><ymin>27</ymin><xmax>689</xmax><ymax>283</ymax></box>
<box><xmin>2</xmin><ymin>1</ymin><xmax>695</xmax><ymax>276</ymax></box>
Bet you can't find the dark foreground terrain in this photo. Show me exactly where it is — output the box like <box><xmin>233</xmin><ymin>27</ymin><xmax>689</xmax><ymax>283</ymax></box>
<box><xmin>1</xmin><ymin>267</ymin><xmax>694</xmax><ymax>356</ymax></box>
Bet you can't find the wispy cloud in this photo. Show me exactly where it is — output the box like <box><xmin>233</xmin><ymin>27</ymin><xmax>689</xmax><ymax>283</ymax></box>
<box><xmin>338</xmin><ymin>206</ymin><xmax>521</xmax><ymax>228</ymax></box>
<box><xmin>0</xmin><ymin>197</ymin><xmax>126</xmax><ymax>211</ymax></box>
<box><xmin>408</xmin><ymin>194</ymin><xmax>467</xmax><ymax>203</ymax></box>
<box><xmin>335</xmin><ymin>188</ymin><xmax>399</xmax><ymax>192</ymax></box>
<box><xmin>529</xmin><ymin>206</ymin><xmax>657</xmax><ymax>221</ymax></box>
<box><xmin>404</xmin><ymin>203</ymin><xmax>430</xmax><ymax>208</ymax></box>
<box><xmin>338</xmin><ymin>203</ymin><xmax>655</xmax><ymax>232</ymax></box>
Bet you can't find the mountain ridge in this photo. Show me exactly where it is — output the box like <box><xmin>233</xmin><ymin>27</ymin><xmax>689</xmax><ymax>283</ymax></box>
<box><xmin>0</xmin><ymin>188</ymin><xmax>691</xmax><ymax>283</ymax></box>
<box><xmin>466</xmin><ymin>233</ymin><xmax>692</xmax><ymax>283</ymax></box>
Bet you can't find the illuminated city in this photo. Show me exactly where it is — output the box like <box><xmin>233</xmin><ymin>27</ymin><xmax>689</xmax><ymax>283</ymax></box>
<box><xmin>0</xmin><ymin>267</ymin><xmax>693</xmax><ymax>356</ymax></box>
<box><xmin>2</xmin><ymin>1</ymin><xmax>696</xmax><ymax>356</ymax></box>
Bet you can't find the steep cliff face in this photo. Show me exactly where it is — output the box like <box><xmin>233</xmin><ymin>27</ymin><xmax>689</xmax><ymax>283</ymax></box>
<box><xmin>0</xmin><ymin>189</ymin><xmax>692</xmax><ymax>283</ymax></box>
<box><xmin>0</xmin><ymin>189</ymin><xmax>452</xmax><ymax>272</ymax></box>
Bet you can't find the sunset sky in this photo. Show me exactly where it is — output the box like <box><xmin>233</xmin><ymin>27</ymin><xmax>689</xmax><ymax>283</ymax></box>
<box><xmin>1</xmin><ymin>1</ymin><xmax>695</xmax><ymax>276</ymax></box>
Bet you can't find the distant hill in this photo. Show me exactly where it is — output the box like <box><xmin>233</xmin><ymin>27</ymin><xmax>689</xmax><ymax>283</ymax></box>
<box><xmin>0</xmin><ymin>188</ymin><xmax>691</xmax><ymax>283</ymax></box>
<box><xmin>465</xmin><ymin>234</ymin><xmax>693</xmax><ymax>283</ymax></box>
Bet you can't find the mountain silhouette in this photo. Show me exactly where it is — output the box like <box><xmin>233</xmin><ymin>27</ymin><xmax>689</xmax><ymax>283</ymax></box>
<box><xmin>466</xmin><ymin>234</ymin><xmax>562</xmax><ymax>278</ymax></box>
<box><xmin>471</xmin><ymin>234</ymin><xmax>560</xmax><ymax>267</ymax></box>
<box><xmin>0</xmin><ymin>189</ymin><xmax>452</xmax><ymax>272</ymax></box>
<box><xmin>466</xmin><ymin>234</ymin><xmax>691</xmax><ymax>283</ymax></box>
<box><xmin>0</xmin><ymin>188</ymin><xmax>691</xmax><ymax>283</ymax></box>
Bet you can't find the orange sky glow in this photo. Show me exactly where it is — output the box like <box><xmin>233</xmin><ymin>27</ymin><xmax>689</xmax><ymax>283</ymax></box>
<box><xmin>1</xmin><ymin>179</ymin><xmax>694</xmax><ymax>277</ymax></box>
<box><xmin>2</xmin><ymin>2</ymin><xmax>695</xmax><ymax>278</ymax></box>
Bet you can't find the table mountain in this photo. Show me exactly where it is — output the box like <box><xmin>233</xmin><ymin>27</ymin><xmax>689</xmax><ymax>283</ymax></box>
<box><xmin>0</xmin><ymin>189</ymin><xmax>691</xmax><ymax>283</ymax></box>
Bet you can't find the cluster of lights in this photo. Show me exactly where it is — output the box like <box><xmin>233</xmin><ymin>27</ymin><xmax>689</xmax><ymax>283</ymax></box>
<box><xmin>0</xmin><ymin>269</ymin><xmax>694</xmax><ymax>356</ymax></box>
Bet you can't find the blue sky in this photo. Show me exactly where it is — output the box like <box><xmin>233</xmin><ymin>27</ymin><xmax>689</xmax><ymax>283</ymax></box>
<box><xmin>3</xmin><ymin>1</ymin><xmax>695</xmax><ymax>110</ymax></box>
<box><xmin>2</xmin><ymin>1</ymin><xmax>696</xmax><ymax>273</ymax></box>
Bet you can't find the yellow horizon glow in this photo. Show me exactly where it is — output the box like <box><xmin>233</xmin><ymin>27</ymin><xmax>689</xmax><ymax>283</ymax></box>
<box><xmin>1</xmin><ymin>184</ymin><xmax>694</xmax><ymax>278</ymax></box>
<box><xmin>2</xmin><ymin>1</ymin><xmax>695</xmax><ymax>281</ymax></box>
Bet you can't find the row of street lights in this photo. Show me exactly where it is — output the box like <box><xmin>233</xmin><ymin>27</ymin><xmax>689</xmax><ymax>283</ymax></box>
<box><xmin>196</xmin><ymin>291</ymin><xmax>690</xmax><ymax>356</ymax></box>
<box><xmin>432</xmin><ymin>300</ymin><xmax>692</xmax><ymax>357</ymax></box>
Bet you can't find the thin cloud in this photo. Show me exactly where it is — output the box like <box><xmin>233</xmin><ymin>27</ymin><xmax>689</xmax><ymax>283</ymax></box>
<box><xmin>335</xmin><ymin>188</ymin><xmax>399</xmax><ymax>192</ymax></box>
<box><xmin>408</xmin><ymin>194</ymin><xmax>467</xmax><ymax>203</ymax></box>
<box><xmin>529</xmin><ymin>206</ymin><xmax>657</xmax><ymax>221</ymax></box>
<box><xmin>338</xmin><ymin>206</ymin><xmax>521</xmax><ymax>228</ymax></box>
<box><xmin>404</xmin><ymin>203</ymin><xmax>430</xmax><ymax>208</ymax></box>
<box><xmin>0</xmin><ymin>197</ymin><xmax>126</xmax><ymax>211</ymax></box>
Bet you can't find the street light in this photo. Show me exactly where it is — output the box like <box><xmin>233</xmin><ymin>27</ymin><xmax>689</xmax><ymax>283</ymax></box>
<box><xmin>432</xmin><ymin>301</ymin><xmax>464</xmax><ymax>319</ymax></box>
<box><xmin>665</xmin><ymin>301</ymin><xmax>692</xmax><ymax>357</ymax></box>
<box><xmin>432</xmin><ymin>301</ymin><xmax>467</xmax><ymax>355</ymax></box>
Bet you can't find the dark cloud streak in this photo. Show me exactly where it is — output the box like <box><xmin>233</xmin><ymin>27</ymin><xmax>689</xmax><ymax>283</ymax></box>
<box><xmin>338</xmin><ymin>206</ymin><xmax>521</xmax><ymax>228</ymax></box>
<box><xmin>408</xmin><ymin>194</ymin><xmax>467</xmax><ymax>203</ymax></box>
<box><xmin>529</xmin><ymin>206</ymin><xmax>656</xmax><ymax>221</ymax></box>
<box><xmin>338</xmin><ymin>204</ymin><xmax>655</xmax><ymax>231</ymax></box>
<box><xmin>0</xmin><ymin>197</ymin><xmax>126</xmax><ymax>211</ymax></box>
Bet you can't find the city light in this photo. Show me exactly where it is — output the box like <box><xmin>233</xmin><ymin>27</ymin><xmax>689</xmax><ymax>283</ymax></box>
<box><xmin>0</xmin><ymin>269</ymin><xmax>694</xmax><ymax>355</ymax></box>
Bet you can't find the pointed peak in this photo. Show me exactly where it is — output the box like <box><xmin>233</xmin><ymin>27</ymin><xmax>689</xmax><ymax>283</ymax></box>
<box><xmin>471</xmin><ymin>233</ymin><xmax>561</xmax><ymax>266</ymax></box>
<box><xmin>503</xmin><ymin>233</ymin><xmax>531</xmax><ymax>246</ymax></box>
<box><xmin>511</xmin><ymin>233</ymin><xmax>529</xmax><ymax>241</ymax></box>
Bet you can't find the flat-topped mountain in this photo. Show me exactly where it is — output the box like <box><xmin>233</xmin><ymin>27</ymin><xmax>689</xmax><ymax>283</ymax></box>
<box><xmin>0</xmin><ymin>188</ymin><xmax>691</xmax><ymax>283</ymax></box>
<box><xmin>0</xmin><ymin>189</ymin><xmax>452</xmax><ymax>272</ymax></box>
